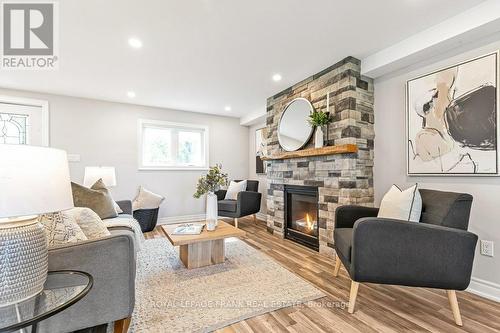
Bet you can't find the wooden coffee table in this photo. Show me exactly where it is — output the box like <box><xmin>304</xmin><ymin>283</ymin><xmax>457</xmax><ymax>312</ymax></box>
<box><xmin>162</xmin><ymin>221</ymin><xmax>246</xmax><ymax>269</ymax></box>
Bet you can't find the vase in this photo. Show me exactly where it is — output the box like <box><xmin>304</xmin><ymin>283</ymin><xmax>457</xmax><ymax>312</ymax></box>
<box><xmin>206</xmin><ymin>191</ymin><xmax>218</xmax><ymax>229</ymax></box>
<box><xmin>315</xmin><ymin>126</ymin><xmax>324</xmax><ymax>148</ymax></box>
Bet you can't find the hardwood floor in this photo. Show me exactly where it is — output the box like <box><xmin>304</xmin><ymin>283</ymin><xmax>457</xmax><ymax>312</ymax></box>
<box><xmin>145</xmin><ymin>217</ymin><xmax>500</xmax><ymax>333</ymax></box>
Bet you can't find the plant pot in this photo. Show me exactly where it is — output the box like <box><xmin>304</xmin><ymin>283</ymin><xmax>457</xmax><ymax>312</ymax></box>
<box><xmin>315</xmin><ymin>126</ymin><xmax>324</xmax><ymax>148</ymax></box>
<box><xmin>206</xmin><ymin>191</ymin><xmax>218</xmax><ymax>227</ymax></box>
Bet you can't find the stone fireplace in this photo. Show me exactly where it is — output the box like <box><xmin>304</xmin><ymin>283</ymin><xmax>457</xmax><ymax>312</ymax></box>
<box><xmin>264</xmin><ymin>56</ymin><xmax>374</xmax><ymax>257</ymax></box>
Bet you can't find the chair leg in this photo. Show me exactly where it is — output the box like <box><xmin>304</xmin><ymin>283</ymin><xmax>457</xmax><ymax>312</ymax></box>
<box><xmin>253</xmin><ymin>214</ymin><xmax>257</xmax><ymax>223</ymax></box>
<box><xmin>333</xmin><ymin>254</ymin><xmax>341</xmax><ymax>277</ymax></box>
<box><xmin>114</xmin><ymin>317</ymin><xmax>131</xmax><ymax>333</ymax></box>
<box><xmin>447</xmin><ymin>290</ymin><xmax>463</xmax><ymax>326</ymax></box>
<box><xmin>348</xmin><ymin>281</ymin><xmax>359</xmax><ymax>314</ymax></box>
<box><xmin>234</xmin><ymin>218</ymin><xmax>238</xmax><ymax>228</ymax></box>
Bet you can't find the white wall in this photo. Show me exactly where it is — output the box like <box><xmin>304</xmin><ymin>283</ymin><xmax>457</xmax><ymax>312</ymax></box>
<box><xmin>0</xmin><ymin>88</ymin><xmax>249</xmax><ymax>219</ymax></box>
<box><xmin>248</xmin><ymin>123</ymin><xmax>267</xmax><ymax>218</ymax></box>
<box><xmin>374</xmin><ymin>40</ymin><xmax>500</xmax><ymax>300</ymax></box>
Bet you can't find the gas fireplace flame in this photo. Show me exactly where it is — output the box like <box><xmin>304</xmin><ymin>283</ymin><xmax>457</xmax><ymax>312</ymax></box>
<box><xmin>306</xmin><ymin>213</ymin><xmax>313</xmax><ymax>230</ymax></box>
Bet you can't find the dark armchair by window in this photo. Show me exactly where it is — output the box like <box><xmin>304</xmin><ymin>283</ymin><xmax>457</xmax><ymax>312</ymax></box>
<box><xmin>333</xmin><ymin>189</ymin><xmax>477</xmax><ymax>326</ymax></box>
<box><xmin>215</xmin><ymin>180</ymin><xmax>262</xmax><ymax>228</ymax></box>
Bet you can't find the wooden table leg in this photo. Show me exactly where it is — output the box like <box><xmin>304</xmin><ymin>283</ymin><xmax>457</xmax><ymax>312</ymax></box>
<box><xmin>179</xmin><ymin>239</ymin><xmax>225</xmax><ymax>269</ymax></box>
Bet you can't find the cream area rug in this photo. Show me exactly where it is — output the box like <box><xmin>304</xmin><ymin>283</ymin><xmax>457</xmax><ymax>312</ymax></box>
<box><xmin>128</xmin><ymin>237</ymin><xmax>324</xmax><ymax>332</ymax></box>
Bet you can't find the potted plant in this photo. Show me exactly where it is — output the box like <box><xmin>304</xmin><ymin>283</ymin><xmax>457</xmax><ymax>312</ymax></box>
<box><xmin>193</xmin><ymin>164</ymin><xmax>228</xmax><ymax>230</ymax></box>
<box><xmin>308</xmin><ymin>110</ymin><xmax>332</xmax><ymax>148</ymax></box>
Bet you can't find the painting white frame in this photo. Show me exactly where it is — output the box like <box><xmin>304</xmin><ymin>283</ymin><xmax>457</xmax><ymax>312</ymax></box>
<box><xmin>0</xmin><ymin>95</ymin><xmax>49</xmax><ymax>146</ymax></box>
<box><xmin>405</xmin><ymin>51</ymin><xmax>500</xmax><ymax>177</ymax></box>
<box><xmin>137</xmin><ymin>118</ymin><xmax>209</xmax><ymax>171</ymax></box>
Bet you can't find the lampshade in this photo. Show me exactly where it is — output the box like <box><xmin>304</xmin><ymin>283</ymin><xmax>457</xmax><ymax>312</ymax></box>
<box><xmin>0</xmin><ymin>144</ymin><xmax>74</xmax><ymax>219</ymax></box>
<box><xmin>83</xmin><ymin>166</ymin><xmax>116</xmax><ymax>187</ymax></box>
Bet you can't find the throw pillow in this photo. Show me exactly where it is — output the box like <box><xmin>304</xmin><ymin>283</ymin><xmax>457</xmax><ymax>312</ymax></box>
<box><xmin>71</xmin><ymin>180</ymin><xmax>118</xmax><ymax>219</ymax></box>
<box><xmin>88</xmin><ymin>179</ymin><xmax>123</xmax><ymax>215</ymax></box>
<box><xmin>132</xmin><ymin>186</ymin><xmax>164</xmax><ymax>210</ymax></box>
<box><xmin>39</xmin><ymin>211</ymin><xmax>88</xmax><ymax>247</ymax></box>
<box><xmin>114</xmin><ymin>201</ymin><xmax>123</xmax><ymax>214</ymax></box>
<box><xmin>225</xmin><ymin>180</ymin><xmax>247</xmax><ymax>200</ymax></box>
<box><xmin>66</xmin><ymin>207</ymin><xmax>111</xmax><ymax>239</ymax></box>
<box><xmin>378</xmin><ymin>184</ymin><xmax>422</xmax><ymax>222</ymax></box>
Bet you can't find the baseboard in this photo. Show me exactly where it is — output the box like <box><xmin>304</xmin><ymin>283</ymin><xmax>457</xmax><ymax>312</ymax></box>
<box><xmin>467</xmin><ymin>277</ymin><xmax>500</xmax><ymax>303</ymax></box>
<box><xmin>158</xmin><ymin>214</ymin><xmax>206</xmax><ymax>225</ymax></box>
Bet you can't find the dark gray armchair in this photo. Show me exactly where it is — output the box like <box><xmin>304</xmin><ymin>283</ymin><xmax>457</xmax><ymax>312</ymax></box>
<box><xmin>333</xmin><ymin>189</ymin><xmax>477</xmax><ymax>326</ymax></box>
<box><xmin>216</xmin><ymin>180</ymin><xmax>262</xmax><ymax>228</ymax></box>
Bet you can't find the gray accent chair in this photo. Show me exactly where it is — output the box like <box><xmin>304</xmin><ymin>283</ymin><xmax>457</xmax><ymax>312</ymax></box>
<box><xmin>333</xmin><ymin>189</ymin><xmax>477</xmax><ymax>326</ymax></box>
<box><xmin>216</xmin><ymin>180</ymin><xmax>262</xmax><ymax>228</ymax></box>
<box><xmin>40</xmin><ymin>200</ymin><xmax>136</xmax><ymax>333</ymax></box>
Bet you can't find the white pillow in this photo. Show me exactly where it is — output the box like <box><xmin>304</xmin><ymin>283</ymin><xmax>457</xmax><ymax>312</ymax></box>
<box><xmin>113</xmin><ymin>201</ymin><xmax>123</xmax><ymax>214</ymax></box>
<box><xmin>378</xmin><ymin>184</ymin><xmax>422</xmax><ymax>222</ymax></box>
<box><xmin>66</xmin><ymin>207</ymin><xmax>111</xmax><ymax>240</ymax></box>
<box><xmin>225</xmin><ymin>180</ymin><xmax>247</xmax><ymax>200</ymax></box>
<box><xmin>132</xmin><ymin>186</ymin><xmax>165</xmax><ymax>210</ymax></box>
<box><xmin>39</xmin><ymin>211</ymin><xmax>88</xmax><ymax>247</ymax></box>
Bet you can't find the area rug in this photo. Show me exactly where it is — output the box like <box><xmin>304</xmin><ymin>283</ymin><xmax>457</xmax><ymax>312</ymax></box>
<box><xmin>128</xmin><ymin>237</ymin><xmax>324</xmax><ymax>332</ymax></box>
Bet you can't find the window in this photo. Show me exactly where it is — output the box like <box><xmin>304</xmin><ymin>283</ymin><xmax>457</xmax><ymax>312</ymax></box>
<box><xmin>138</xmin><ymin>119</ymin><xmax>209</xmax><ymax>170</ymax></box>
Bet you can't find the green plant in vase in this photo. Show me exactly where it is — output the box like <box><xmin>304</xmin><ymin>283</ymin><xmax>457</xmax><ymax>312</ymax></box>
<box><xmin>308</xmin><ymin>110</ymin><xmax>332</xmax><ymax>148</ymax></box>
<box><xmin>194</xmin><ymin>164</ymin><xmax>228</xmax><ymax>230</ymax></box>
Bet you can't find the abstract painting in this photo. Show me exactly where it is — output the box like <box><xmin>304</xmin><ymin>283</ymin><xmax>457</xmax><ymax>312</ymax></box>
<box><xmin>406</xmin><ymin>52</ymin><xmax>499</xmax><ymax>175</ymax></box>
<box><xmin>255</xmin><ymin>127</ymin><xmax>267</xmax><ymax>174</ymax></box>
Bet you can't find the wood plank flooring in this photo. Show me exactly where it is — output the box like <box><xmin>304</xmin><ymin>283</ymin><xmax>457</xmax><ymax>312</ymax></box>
<box><xmin>145</xmin><ymin>217</ymin><xmax>500</xmax><ymax>333</ymax></box>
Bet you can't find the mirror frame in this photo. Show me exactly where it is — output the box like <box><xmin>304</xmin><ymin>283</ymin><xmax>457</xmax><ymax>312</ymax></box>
<box><xmin>277</xmin><ymin>97</ymin><xmax>315</xmax><ymax>152</ymax></box>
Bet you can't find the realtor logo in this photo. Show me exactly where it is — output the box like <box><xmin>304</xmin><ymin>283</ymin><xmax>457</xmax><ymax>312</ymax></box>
<box><xmin>1</xmin><ymin>1</ymin><xmax>59</xmax><ymax>69</ymax></box>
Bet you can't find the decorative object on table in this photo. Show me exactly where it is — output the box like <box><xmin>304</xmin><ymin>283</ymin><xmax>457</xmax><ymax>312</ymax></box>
<box><xmin>172</xmin><ymin>223</ymin><xmax>204</xmax><ymax>235</ymax></box>
<box><xmin>278</xmin><ymin>97</ymin><xmax>314</xmax><ymax>151</ymax></box>
<box><xmin>255</xmin><ymin>127</ymin><xmax>268</xmax><ymax>174</ymax></box>
<box><xmin>83</xmin><ymin>167</ymin><xmax>123</xmax><ymax>213</ymax></box>
<box><xmin>71</xmin><ymin>180</ymin><xmax>118</xmax><ymax>219</ymax></box>
<box><xmin>0</xmin><ymin>270</ymin><xmax>93</xmax><ymax>333</ymax></box>
<box><xmin>377</xmin><ymin>184</ymin><xmax>422</xmax><ymax>222</ymax></box>
<box><xmin>0</xmin><ymin>144</ymin><xmax>73</xmax><ymax>306</ymax></box>
<box><xmin>132</xmin><ymin>186</ymin><xmax>164</xmax><ymax>232</ymax></box>
<box><xmin>333</xmin><ymin>189</ymin><xmax>477</xmax><ymax>326</ymax></box>
<box><xmin>193</xmin><ymin>164</ymin><xmax>228</xmax><ymax>228</ymax></box>
<box><xmin>216</xmin><ymin>180</ymin><xmax>261</xmax><ymax>228</ymax></box>
<box><xmin>407</xmin><ymin>51</ymin><xmax>499</xmax><ymax>176</ymax></box>
<box><xmin>308</xmin><ymin>108</ymin><xmax>333</xmax><ymax>148</ymax></box>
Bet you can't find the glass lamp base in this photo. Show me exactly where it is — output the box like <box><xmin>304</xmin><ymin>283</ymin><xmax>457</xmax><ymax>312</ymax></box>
<box><xmin>0</xmin><ymin>217</ymin><xmax>48</xmax><ymax>307</ymax></box>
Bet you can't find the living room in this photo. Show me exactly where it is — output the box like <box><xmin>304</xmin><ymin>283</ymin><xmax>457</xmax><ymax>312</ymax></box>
<box><xmin>1</xmin><ymin>1</ymin><xmax>500</xmax><ymax>332</ymax></box>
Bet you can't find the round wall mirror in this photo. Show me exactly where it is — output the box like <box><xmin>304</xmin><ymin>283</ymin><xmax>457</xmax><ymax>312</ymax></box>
<box><xmin>278</xmin><ymin>98</ymin><xmax>314</xmax><ymax>151</ymax></box>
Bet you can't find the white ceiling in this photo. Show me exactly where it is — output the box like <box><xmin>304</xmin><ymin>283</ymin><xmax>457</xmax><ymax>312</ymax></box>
<box><xmin>0</xmin><ymin>0</ymin><xmax>486</xmax><ymax>119</ymax></box>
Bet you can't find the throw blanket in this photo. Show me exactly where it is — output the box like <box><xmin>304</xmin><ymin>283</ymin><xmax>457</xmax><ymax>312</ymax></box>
<box><xmin>104</xmin><ymin>216</ymin><xmax>145</xmax><ymax>251</ymax></box>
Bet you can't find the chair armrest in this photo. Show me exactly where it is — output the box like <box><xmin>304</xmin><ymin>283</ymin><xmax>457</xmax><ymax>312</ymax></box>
<box><xmin>351</xmin><ymin>218</ymin><xmax>478</xmax><ymax>290</ymax></box>
<box><xmin>215</xmin><ymin>190</ymin><xmax>227</xmax><ymax>201</ymax></box>
<box><xmin>116</xmin><ymin>200</ymin><xmax>132</xmax><ymax>215</ymax></box>
<box><xmin>237</xmin><ymin>191</ymin><xmax>262</xmax><ymax>216</ymax></box>
<box><xmin>335</xmin><ymin>205</ymin><xmax>379</xmax><ymax>229</ymax></box>
<box><xmin>43</xmin><ymin>232</ymin><xmax>136</xmax><ymax>332</ymax></box>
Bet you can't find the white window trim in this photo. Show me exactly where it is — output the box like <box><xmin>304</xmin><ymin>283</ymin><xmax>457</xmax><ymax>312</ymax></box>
<box><xmin>0</xmin><ymin>95</ymin><xmax>49</xmax><ymax>146</ymax></box>
<box><xmin>138</xmin><ymin>119</ymin><xmax>209</xmax><ymax>171</ymax></box>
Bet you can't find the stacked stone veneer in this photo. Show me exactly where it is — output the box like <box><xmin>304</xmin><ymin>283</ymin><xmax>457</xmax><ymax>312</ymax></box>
<box><xmin>265</xmin><ymin>56</ymin><xmax>375</xmax><ymax>257</ymax></box>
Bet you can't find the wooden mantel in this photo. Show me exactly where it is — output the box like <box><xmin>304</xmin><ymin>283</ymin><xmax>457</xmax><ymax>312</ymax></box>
<box><xmin>262</xmin><ymin>144</ymin><xmax>358</xmax><ymax>161</ymax></box>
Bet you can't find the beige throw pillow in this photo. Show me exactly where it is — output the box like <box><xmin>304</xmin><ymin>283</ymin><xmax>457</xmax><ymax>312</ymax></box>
<box><xmin>132</xmin><ymin>186</ymin><xmax>164</xmax><ymax>210</ymax></box>
<box><xmin>225</xmin><ymin>180</ymin><xmax>247</xmax><ymax>200</ymax></box>
<box><xmin>66</xmin><ymin>207</ymin><xmax>111</xmax><ymax>239</ymax></box>
<box><xmin>40</xmin><ymin>211</ymin><xmax>88</xmax><ymax>247</ymax></box>
<box><xmin>71</xmin><ymin>180</ymin><xmax>118</xmax><ymax>219</ymax></box>
<box><xmin>378</xmin><ymin>184</ymin><xmax>422</xmax><ymax>222</ymax></box>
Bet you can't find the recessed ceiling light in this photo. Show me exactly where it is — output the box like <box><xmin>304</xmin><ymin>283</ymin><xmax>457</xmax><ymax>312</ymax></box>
<box><xmin>224</xmin><ymin>105</ymin><xmax>232</xmax><ymax>111</ymax></box>
<box><xmin>272</xmin><ymin>73</ymin><xmax>282</xmax><ymax>82</ymax></box>
<box><xmin>128</xmin><ymin>37</ymin><xmax>142</xmax><ymax>49</ymax></box>
<box><xmin>127</xmin><ymin>91</ymin><xmax>136</xmax><ymax>98</ymax></box>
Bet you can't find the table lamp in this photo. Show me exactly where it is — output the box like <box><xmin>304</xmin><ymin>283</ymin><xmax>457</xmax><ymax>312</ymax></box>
<box><xmin>83</xmin><ymin>166</ymin><xmax>116</xmax><ymax>187</ymax></box>
<box><xmin>0</xmin><ymin>144</ymin><xmax>74</xmax><ymax>306</ymax></box>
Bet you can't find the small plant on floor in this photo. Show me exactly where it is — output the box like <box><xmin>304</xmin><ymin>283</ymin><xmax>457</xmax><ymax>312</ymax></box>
<box><xmin>193</xmin><ymin>164</ymin><xmax>228</xmax><ymax>198</ymax></box>
<box><xmin>307</xmin><ymin>109</ymin><xmax>332</xmax><ymax>127</ymax></box>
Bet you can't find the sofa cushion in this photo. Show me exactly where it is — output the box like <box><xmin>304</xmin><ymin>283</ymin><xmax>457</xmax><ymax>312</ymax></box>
<box><xmin>67</xmin><ymin>207</ymin><xmax>111</xmax><ymax>240</ymax></box>
<box><xmin>71</xmin><ymin>180</ymin><xmax>118</xmax><ymax>219</ymax></box>
<box><xmin>40</xmin><ymin>211</ymin><xmax>88</xmax><ymax>247</ymax></box>
<box><xmin>334</xmin><ymin>228</ymin><xmax>353</xmax><ymax>262</ymax></box>
<box><xmin>218</xmin><ymin>199</ymin><xmax>237</xmax><ymax>212</ymax></box>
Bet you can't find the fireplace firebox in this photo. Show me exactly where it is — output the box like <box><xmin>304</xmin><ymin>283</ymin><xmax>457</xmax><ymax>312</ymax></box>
<box><xmin>284</xmin><ymin>185</ymin><xmax>319</xmax><ymax>251</ymax></box>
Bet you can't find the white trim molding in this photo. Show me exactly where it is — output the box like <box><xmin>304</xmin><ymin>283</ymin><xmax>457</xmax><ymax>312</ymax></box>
<box><xmin>467</xmin><ymin>277</ymin><xmax>500</xmax><ymax>303</ymax></box>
